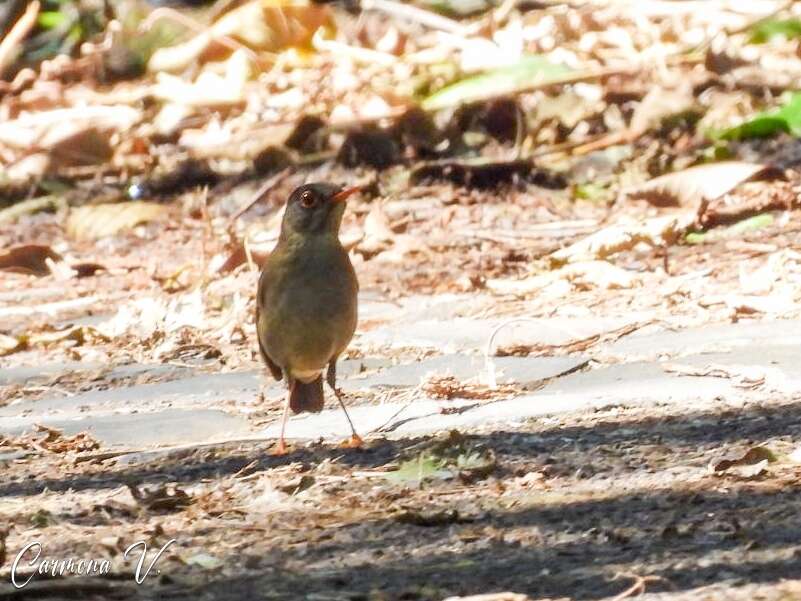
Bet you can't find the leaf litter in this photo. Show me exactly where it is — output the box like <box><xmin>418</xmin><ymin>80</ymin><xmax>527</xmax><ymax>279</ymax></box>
<box><xmin>2</xmin><ymin>0</ymin><xmax>801</xmax><ymax>599</ymax></box>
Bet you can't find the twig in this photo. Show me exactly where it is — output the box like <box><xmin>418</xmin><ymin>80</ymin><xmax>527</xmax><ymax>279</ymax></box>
<box><xmin>611</xmin><ymin>573</ymin><xmax>668</xmax><ymax>601</ymax></box>
<box><xmin>0</xmin><ymin>196</ymin><xmax>64</xmax><ymax>225</ymax></box>
<box><xmin>140</xmin><ymin>6</ymin><xmax>266</xmax><ymax>67</ymax></box>
<box><xmin>360</xmin><ymin>0</ymin><xmax>468</xmax><ymax>35</ymax></box>
<box><xmin>484</xmin><ymin>318</ymin><xmax>588</xmax><ymax>388</ymax></box>
<box><xmin>227</xmin><ymin>167</ymin><xmax>292</xmax><ymax>226</ymax></box>
<box><xmin>0</xmin><ymin>0</ymin><xmax>39</xmax><ymax>76</ymax></box>
<box><xmin>312</xmin><ymin>30</ymin><xmax>397</xmax><ymax>66</ymax></box>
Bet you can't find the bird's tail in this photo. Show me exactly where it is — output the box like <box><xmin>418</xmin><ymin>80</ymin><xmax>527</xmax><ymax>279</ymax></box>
<box><xmin>290</xmin><ymin>376</ymin><xmax>324</xmax><ymax>413</ymax></box>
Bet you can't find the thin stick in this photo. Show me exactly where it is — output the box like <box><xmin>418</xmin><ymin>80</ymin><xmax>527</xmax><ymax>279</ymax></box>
<box><xmin>0</xmin><ymin>1</ymin><xmax>40</xmax><ymax>75</ymax></box>
<box><xmin>360</xmin><ymin>0</ymin><xmax>467</xmax><ymax>35</ymax></box>
<box><xmin>484</xmin><ymin>318</ymin><xmax>587</xmax><ymax>388</ymax></box>
<box><xmin>140</xmin><ymin>6</ymin><xmax>266</xmax><ymax>67</ymax></box>
<box><xmin>228</xmin><ymin>167</ymin><xmax>292</xmax><ymax>226</ymax></box>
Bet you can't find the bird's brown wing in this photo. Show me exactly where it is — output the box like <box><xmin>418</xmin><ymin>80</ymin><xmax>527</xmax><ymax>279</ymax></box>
<box><xmin>255</xmin><ymin>303</ymin><xmax>283</xmax><ymax>381</ymax></box>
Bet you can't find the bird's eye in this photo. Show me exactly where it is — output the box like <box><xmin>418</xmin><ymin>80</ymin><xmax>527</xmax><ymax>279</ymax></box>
<box><xmin>299</xmin><ymin>191</ymin><xmax>315</xmax><ymax>208</ymax></box>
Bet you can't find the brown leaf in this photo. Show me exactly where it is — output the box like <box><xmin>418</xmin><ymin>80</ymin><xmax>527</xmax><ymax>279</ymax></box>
<box><xmin>709</xmin><ymin>446</ymin><xmax>778</xmax><ymax>477</ymax></box>
<box><xmin>629</xmin><ymin>82</ymin><xmax>695</xmax><ymax>135</ymax></box>
<box><xmin>67</xmin><ymin>202</ymin><xmax>167</xmax><ymax>240</ymax></box>
<box><xmin>549</xmin><ymin>214</ymin><xmax>694</xmax><ymax>266</ymax></box>
<box><xmin>627</xmin><ymin>162</ymin><xmax>780</xmax><ymax>208</ymax></box>
<box><xmin>128</xmin><ymin>483</ymin><xmax>193</xmax><ymax>512</ymax></box>
<box><xmin>0</xmin><ymin>244</ymin><xmax>62</xmax><ymax>276</ymax></box>
<box><xmin>11</xmin><ymin>424</ymin><xmax>101</xmax><ymax>454</ymax></box>
<box><xmin>148</xmin><ymin>0</ymin><xmax>331</xmax><ymax>73</ymax></box>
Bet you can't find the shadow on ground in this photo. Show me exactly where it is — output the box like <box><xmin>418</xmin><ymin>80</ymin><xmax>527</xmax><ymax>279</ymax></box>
<box><xmin>2</xmin><ymin>398</ymin><xmax>801</xmax><ymax>600</ymax></box>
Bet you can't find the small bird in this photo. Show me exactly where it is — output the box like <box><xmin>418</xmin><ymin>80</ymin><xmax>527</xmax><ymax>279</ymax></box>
<box><xmin>256</xmin><ymin>183</ymin><xmax>362</xmax><ymax>455</ymax></box>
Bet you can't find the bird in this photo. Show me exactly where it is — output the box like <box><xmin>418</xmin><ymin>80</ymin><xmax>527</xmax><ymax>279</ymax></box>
<box><xmin>256</xmin><ymin>182</ymin><xmax>362</xmax><ymax>455</ymax></box>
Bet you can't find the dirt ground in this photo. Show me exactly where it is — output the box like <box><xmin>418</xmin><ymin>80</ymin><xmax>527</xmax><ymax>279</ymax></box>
<box><xmin>1</xmin><ymin>390</ymin><xmax>801</xmax><ymax>600</ymax></box>
<box><xmin>5</xmin><ymin>1</ymin><xmax>801</xmax><ymax>598</ymax></box>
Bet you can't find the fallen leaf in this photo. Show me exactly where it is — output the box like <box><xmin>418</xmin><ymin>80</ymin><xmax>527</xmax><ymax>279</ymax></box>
<box><xmin>661</xmin><ymin>363</ymin><xmax>767</xmax><ymax>389</ymax></box>
<box><xmin>183</xmin><ymin>553</ymin><xmax>224</xmax><ymax>570</ymax></box>
<box><xmin>0</xmin><ymin>244</ymin><xmax>62</xmax><ymax>276</ymax></box>
<box><xmin>709</xmin><ymin>446</ymin><xmax>778</xmax><ymax>479</ymax></box>
<box><xmin>152</xmin><ymin>50</ymin><xmax>252</xmax><ymax>107</ymax></box>
<box><xmin>422</xmin><ymin>374</ymin><xmax>516</xmax><ymax>400</ymax></box>
<box><xmin>395</xmin><ymin>507</ymin><xmax>470</xmax><ymax>526</ymax></box>
<box><xmin>148</xmin><ymin>0</ymin><xmax>330</xmax><ymax>73</ymax></box>
<box><xmin>748</xmin><ymin>18</ymin><xmax>801</xmax><ymax>43</ymax></box>
<box><xmin>685</xmin><ymin>213</ymin><xmax>774</xmax><ymax>244</ymax></box>
<box><xmin>11</xmin><ymin>425</ymin><xmax>101</xmax><ymax>454</ymax></box>
<box><xmin>67</xmin><ymin>202</ymin><xmax>167</xmax><ymax>240</ymax></box>
<box><xmin>422</xmin><ymin>55</ymin><xmax>575</xmax><ymax>110</ymax></box>
<box><xmin>627</xmin><ymin>162</ymin><xmax>777</xmax><ymax>208</ymax></box>
<box><xmin>717</xmin><ymin>92</ymin><xmax>801</xmax><ymax>140</ymax></box>
<box><xmin>629</xmin><ymin>82</ymin><xmax>695</xmax><ymax>135</ymax></box>
<box><xmin>0</xmin><ymin>334</ymin><xmax>22</xmax><ymax>356</ymax></box>
<box><xmin>549</xmin><ymin>214</ymin><xmax>694</xmax><ymax>266</ymax></box>
<box><xmin>385</xmin><ymin>454</ymin><xmax>452</xmax><ymax>484</ymax></box>
<box><xmin>128</xmin><ymin>483</ymin><xmax>192</xmax><ymax>512</ymax></box>
<box><xmin>44</xmin><ymin>124</ymin><xmax>113</xmax><ymax>167</ymax></box>
<box><xmin>488</xmin><ymin>261</ymin><xmax>641</xmax><ymax>295</ymax></box>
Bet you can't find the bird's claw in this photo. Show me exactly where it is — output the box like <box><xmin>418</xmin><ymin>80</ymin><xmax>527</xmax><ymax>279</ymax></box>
<box><xmin>272</xmin><ymin>440</ymin><xmax>290</xmax><ymax>456</ymax></box>
<box><xmin>341</xmin><ymin>434</ymin><xmax>364</xmax><ymax>449</ymax></box>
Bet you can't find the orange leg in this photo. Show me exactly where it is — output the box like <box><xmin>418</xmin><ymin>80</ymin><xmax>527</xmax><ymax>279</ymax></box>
<box><xmin>333</xmin><ymin>387</ymin><xmax>363</xmax><ymax>448</ymax></box>
<box><xmin>327</xmin><ymin>361</ymin><xmax>362</xmax><ymax>448</ymax></box>
<box><xmin>272</xmin><ymin>382</ymin><xmax>293</xmax><ymax>456</ymax></box>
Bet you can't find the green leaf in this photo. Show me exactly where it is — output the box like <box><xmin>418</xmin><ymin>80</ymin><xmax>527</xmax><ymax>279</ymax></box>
<box><xmin>573</xmin><ymin>182</ymin><xmax>610</xmax><ymax>202</ymax></box>
<box><xmin>38</xmin><ymin>11</ymin><xmax>67</xmax><ymax>29</ymax></box>
<box><xmin>685</xmin><ymin>213</ymin><xmax>774</xmax><ymax>245</ymax></box>
<box><xmin>715</xmin><ymin>92</ymin><xmax>801</xmax><ymax>140</ymax></box>
<box><xmin>385</xmin><ymin>454</ymin><xmax>453</xmax><ymax>484</ymax></box>
<box><xmin>748</xmin><ymin>18</ymin><xmax>801</xmax><ymax>44</ymax></box>
<box><xmin>422</xmin><ymin>55</ymin><xmax>575</xmax><ymax>110</ymax></box>
<box><xmin>729</xmin><ymin>212</ymin><xmax>774</xmax><ymax>234</ymax></box>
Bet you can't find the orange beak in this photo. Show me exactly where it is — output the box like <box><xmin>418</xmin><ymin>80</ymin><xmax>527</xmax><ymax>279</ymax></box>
<box><xmin>331</xmin><ymin>186</ymin><xmax>361</xmax><ymax>204</ymax></box>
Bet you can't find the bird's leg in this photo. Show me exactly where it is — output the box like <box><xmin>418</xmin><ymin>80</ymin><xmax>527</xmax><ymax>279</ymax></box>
<box><xmin>272</xmin><ymin>380</ymin><xmax>294</xmax><ymax>456</ymax></box>
<box><xmin>326</xmin><ymin>362</ymin><xmax>362</xmax><ymax>448</ymax></box>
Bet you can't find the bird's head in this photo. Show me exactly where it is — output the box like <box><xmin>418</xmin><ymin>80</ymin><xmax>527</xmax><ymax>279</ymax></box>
<box><xmin>280</xmin><ymin>183</ymin><xmax>360</xmax><ymax>238</ymax></box>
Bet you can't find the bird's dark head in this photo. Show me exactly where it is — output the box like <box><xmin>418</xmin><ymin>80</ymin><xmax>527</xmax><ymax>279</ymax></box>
<box><xmin>281</xmin><ymin>183</ymin><xmax>360</xmax><ymax>238</ymax></box>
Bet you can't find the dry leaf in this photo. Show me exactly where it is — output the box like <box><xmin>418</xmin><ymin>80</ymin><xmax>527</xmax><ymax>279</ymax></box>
<box><xmin>549</xmin><ymin>214</ymin><xmax>694</xmax><ymax>266</ymax></box>
<box><xmin>629</xmin><ymin>82</ymin><xmax>695</xmax><ymax>135</ymax></box>
<box><xmin>709</xmin><ymin>446</ymin><xmax>778</xmax><ymax>479</ymax></box>
<box><xmin>356</xmin><ymin>203</ymin><xmax>395</xmax><ymax>257</ymax></box>
<box><xmin>0</xmin><ymin>244</ymin><xmax>62</xmax><ymax>276</ymax></box>
<box><xmin>0</xmin><ymin>333</ymin><xmax>23</xmax><ymax>356</ymax></box>
<box><xmin>128</xmin><ymin>483</ymin><xmax>192</xmax><ymax>512</ymax></box>
<box><xmin>152</xmin><ymin>50</ymin><xmax>252</xmax><ymax>107</ymax></box>
<box><xmin>662</xmin><ymin>363</ymin><xmax>767</xmax><ymax>389</ymax></box>
<box><xmin>627</xmin><ymin>162</ymin><xmax>778</xmax><ymax>208</ymax></box>
<box><xmin>67</xmin><ymin>202</ymin><xmax>167</xmax><ymax>240</ymax></box>
<box><xmin>489</xmin><ymin>261</ymin><xmax>640</xmax><ymax>295</ymax></box>
<box><xmin>148</xmin><ymin>0</ymin><xmax>330</xmax><ymax>73</ymax></box>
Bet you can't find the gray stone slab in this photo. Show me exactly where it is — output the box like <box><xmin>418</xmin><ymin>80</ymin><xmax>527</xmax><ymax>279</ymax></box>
<box><xmin>345</xmin><ymin>355</ymin><xmax>587</xmax><ymax>389</ymax></box>
<box><xmin>0</xmin><ymin>362</ymin><xmax>101</xmax><ymax>386</ymax></box>
<box><xmin>360</xmin><ymin>316</ymin><xmax>638</xmax><ymax>351</ymax></box>
<box><xmin>0</xmin><ymin>370</ymin><xmax>263</xmax><ymax>417</ymax></box>
<box><xmin>602</xmin><ymin>320</ymin><xmax>801</xmax><ymax>359</ymax></box>
<box><xmin>0</xmin><ymin>409</ymin><xmax>252</xmax><ymax>448</ymax></box>
<box><xmin>540</xmin><ymin>361</ymin><xmax>745</xmax><ymax>400</ymax></box>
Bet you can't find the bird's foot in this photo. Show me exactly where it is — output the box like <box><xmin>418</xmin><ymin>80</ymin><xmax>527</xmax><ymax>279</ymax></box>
<box><xmin>340</xmin><ymin>433</ymin><xmax>364</xmax><ymax>449</ymax></box>
<box><xmin>271</xmin><ymin>440</ymin><xmax>290</xmax><ymax>456</ymax></box>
